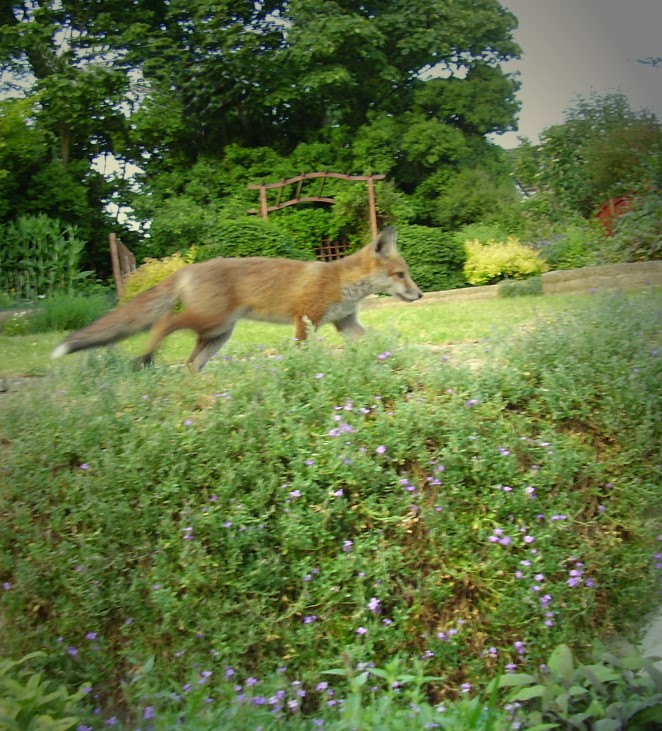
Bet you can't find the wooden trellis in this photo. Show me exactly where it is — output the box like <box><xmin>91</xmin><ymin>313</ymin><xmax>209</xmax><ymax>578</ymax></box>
<box><xmin>248</xmin><ymin>171</ymin><xmax>385</xmax><ymax>241</ymax></box>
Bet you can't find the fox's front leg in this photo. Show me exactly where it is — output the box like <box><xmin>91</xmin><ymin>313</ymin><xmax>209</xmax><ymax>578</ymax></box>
<box><xmin>334</xmin><ymin>312</ymin><xmax>366</xmax><ymax>339</ymax></box>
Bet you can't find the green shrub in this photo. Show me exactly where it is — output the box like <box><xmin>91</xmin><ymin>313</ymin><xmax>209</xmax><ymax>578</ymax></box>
<box><xmin>136</xmin><ymin>196</ymin><xmax>215</xmax><ymax>260</ymax></box>
<box><xmin>464</xmin><ymin>237</ymin><xmax>548</xmax><ymax>285</ymax></box>
<box><xmin>1</xmin><ymin>310</ymin><xmax>33</xmax><ymax>336</ymax></box>
<box><xmin>397</xmin><ymin>224</ymin><xmax>466</xmax><ymax>292</ymax></box>
<box><xmin>1</xmin><ymin>293</ymin><xmax>660</xmax><ymax>722</ymax></box>
<box><xmin>274</xmin><ymin>207</ymin><xmax>346</xmax><ymax>256</ymax></box>
<box><xmin>194</xmin><ymin>217</ymin><xmax>314</xmax><ymax>262</ymax></box>
<box><xmin>492</xmin><ymin>643</ymin><xmax>662</xmax><ymax>729</ymax></box>
<box><xmin>0</xmin><ymin>214</ymin><xmax>90</xmax><ymax>300</ymax></box>
<box><xmin>0</xmin><ymin>652</ymin><xmax>90</xmax><ymax>731</ymax></box>
<box><xmin>498</xmin><ymin>275</ymin><xmax>543</xmax><ymax>298</ymax></box>
<box><xmin>453</xmin><ymin>222</ymin><xmax>512</xmax><ymax>247</ymax></box>
<box><xmin>120</xmin><ymin>250</ymin><xmax>195</xmax><ymax>304</ymax></box>
<box><xmin>1</xmin><ymin>295</ymin><xmax>111</xmax><ymax>335</ymax></box>
<box><xmin>28</xmin><ymin>293</ymin><xmax>112</xmax><ymax>333</ymax></box>
<box><xmin>606</xmin><ymin>193</ymin><xmax>662</xmax><ymax>263</ymax></box>
<box><xmin>530</xmin><ymin>221</ymin><xmax>604</xmax><ymax>270</ymax></box>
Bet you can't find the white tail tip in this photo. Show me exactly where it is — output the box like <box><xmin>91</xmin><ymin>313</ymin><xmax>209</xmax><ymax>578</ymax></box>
<box><xmin>51</xmin><ymin>343</ymin><xmax>70</xmax><ymax>359</ymax></box>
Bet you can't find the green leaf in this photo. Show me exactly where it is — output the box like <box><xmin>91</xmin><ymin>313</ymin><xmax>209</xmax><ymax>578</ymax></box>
<box><xmin>593</xmin><ymin>720</ymin><xmax>621</xmax><ymax>731</ymax></box>
<box><xmin>628</xmin><ymin>703</ymin><xmax>662</xmax><ymax>729</ymax></box>
<box><xmin>495</xmin><ymin>673</ymin><xmax>537</xmax><ymax>688</ymax></box>
<box><xmin>0</xmin><ymin>716</ymin><xmax>21</xmax><ymax>731</ymax></box>
<box><xmin>548</xmin><ymin>644</ymin><xmax>575</xmax><ymax>683</ymax></box>
<box><xmin>508</xmin><ymin>685</ymin><xmax>546</xmax><ymax>702</ymax></box>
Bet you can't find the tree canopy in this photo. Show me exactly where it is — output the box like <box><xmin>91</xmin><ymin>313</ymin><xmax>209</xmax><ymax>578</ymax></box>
<box><xmin>1</xmin><ymin>0</ymin><xmax>523</xmax><ymax>271</ymax></box>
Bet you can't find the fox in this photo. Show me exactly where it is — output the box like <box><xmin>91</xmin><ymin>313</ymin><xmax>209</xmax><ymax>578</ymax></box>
<box><xmin>51</xmin><ymin>227</ymin><xmax>422</xmax><ymax>372</ymax></box>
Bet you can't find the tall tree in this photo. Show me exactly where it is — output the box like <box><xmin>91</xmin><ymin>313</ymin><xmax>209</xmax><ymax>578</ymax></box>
<box><xmin>516</xmin><ymin>92</ymin><xmax>662</xmax><ymax>218</ymax></box>
<box><xmin>1</xmin><ymin>0</ymin><xmax>523</xmax><ymax>267</ymax></box>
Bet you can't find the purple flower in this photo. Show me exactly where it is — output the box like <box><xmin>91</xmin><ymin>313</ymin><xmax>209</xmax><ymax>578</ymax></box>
<box><xmin>332</xmin><ymin>488</ymin><xmax>344</xmax><ymax>497</ymax></box>
<box><xmin>377</xmin><ymin>351</ymin><xmax>392</xmax><ymax>360</ymax></box>
<box><xmin>105</xmin><ymin>718</ymin><xmax>118</xmax><ymax>726</ymax></box>
<box><xmin>224</xmin><ymin>667</ymin><xmax>235</xmax><ymax>679</ymax></box>
<box><xmin>2</xmin><ymin>582</ymin><xmax>11</xmax><ymax>591</ymax></box>
<box><xmin>183</xmin><ymin>419</ymin><xmax>193</xmax><ymax>426</ymax></box>
<box><xmin>342</xmin><ymin>540</ymin><xmax>353</xmax><ymax>553</ymax></box>
<box><xmin>289</xmin><ymin>489</ymin><xmax>301</xmax><ymax>498</ymax></box>
<box><xmin>143</xmin><ymin>706</ymin><xmax>155</xmax><ymax>720</ymax></box>
<box><xmin>367</xmin><ymin>597</ymin><xmax>381</xmax><ymax>613</ymax></box>
<box><xmin>85</xmin><ymin>632</ymin><xmax>97</xmax><ymax>641</ymax></box>
<box><xmin>465</xmin><ymin>398</ymin><xmax>479</xmax><ymax>407</ymax></box>
<box><xmin>356</xmin><ymin>626</ymin><xmax>368</xmax><ymax>635</ymax></box>
<box><xmin>375</xmin><ymin>445</ymin><xmax>387</xmax><ymax>455</ymax></box>
<box><xmin>66</xmin><ymin>646</ymin><xmax>78</xmax><ymax>656</ymax></box>
<box><xmin>460</xmin><ymin>683</ymin><xmax>472</xmax><ymax>693</ymax></box>
<box><xmin>246</xmin><ymin>676</ymin><xmax>258</xmax><ymax>687</ymax></box>
<box><xmin>315</xmin><ymin>373</ymin><xmax>325</xmax><ymax>379</ymax></box>
<box><xmin>523</xmin><ymin>535</ymin><xmax>535</xmax><ymax>544</ymax></box>
<box><xmin>303</xmin><ymin>615</ymin><xmax>318</xmax><ymax>624</ymax></box>
<box><xmin>79</xmin><ymin>463</ymin><xmax>89</xmax><ymax>471</ymax></box>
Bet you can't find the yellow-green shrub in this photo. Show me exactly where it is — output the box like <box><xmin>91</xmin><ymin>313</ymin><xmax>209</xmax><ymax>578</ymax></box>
<box><xmin>464</xmin><ymin>237</ymin><xmax>548</xmax><ymax>285</ymax></box>
<box><xmin>119</xmin><ymin>250</ymin><xmax>196</xmax><ymax>304</ymax></box>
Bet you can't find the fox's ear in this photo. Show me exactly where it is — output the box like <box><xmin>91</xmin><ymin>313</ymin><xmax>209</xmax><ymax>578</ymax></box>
<box><xmin>373</xmin><ymin>227</ymin><xmax>397</xmax><ymax>257</ymax></box>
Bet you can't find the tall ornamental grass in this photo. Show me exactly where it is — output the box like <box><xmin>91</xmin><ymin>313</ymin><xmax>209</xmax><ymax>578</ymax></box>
<box><xmin>0</xmin><ymin>292</ymin><xmax>659</xmax><ymax>728</ymax></box>
<box><xmin>0</xmin><ymin>214</ymin><xmax>89</xmax><ymax>301</ymax></box>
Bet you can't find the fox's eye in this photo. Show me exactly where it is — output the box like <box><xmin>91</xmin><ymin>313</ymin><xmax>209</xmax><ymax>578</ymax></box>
<box><xmin>394</xmin><ymin>271</ymin><xmax>405</xmax><ymax>279</ymax></box>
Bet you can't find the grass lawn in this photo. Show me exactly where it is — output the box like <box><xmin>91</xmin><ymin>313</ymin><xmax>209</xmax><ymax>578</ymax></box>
<box><xmin>0</xmin><ymin>291</ymin><xmax>625</xmax><ymax>377</ymax></box>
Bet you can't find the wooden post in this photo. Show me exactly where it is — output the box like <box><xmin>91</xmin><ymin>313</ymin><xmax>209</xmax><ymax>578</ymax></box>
<box><xmin>109</xmin><ymin>233</ymin><xmax>123</xmax><ymax>298</ymax></box>
<box><xmin>259</xmin><ymin>185</ymin><xmax>268</xmax><ymax>221</ymax></box>
<box><xmin>367</xmin><ymin>175</ymin><xmax>378</xmax><ymax>238</ymax></box>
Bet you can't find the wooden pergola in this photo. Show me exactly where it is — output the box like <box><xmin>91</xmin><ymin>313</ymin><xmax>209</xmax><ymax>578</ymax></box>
<box><xmin>248</xmin><ymin>171</ymin><xmax>385</xmax><ymax>238</ymax></box>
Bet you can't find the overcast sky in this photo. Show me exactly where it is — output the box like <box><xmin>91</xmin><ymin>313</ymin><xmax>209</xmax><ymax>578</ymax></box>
<box><xmin>493</xmin><ymin>0</ymin><xmax>662</xmax><ymax>148</ymax></box>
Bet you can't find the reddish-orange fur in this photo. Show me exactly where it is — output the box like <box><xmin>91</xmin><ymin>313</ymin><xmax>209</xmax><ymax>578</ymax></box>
<box><xmin>51</xmin><ymin>228</ymin><xmax>422</xmax><ymax>372</ymax></box>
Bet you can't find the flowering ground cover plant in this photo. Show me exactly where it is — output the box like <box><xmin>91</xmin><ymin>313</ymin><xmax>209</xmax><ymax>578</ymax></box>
<box><xmin>0</xmin><ymin>291</ymin><xmax>660</xmax><ymax>728</ymax></box>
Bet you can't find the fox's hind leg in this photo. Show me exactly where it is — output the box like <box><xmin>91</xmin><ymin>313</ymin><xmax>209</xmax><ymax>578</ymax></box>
<box><xmin>187</xmin><ymin>328</ymin><xmax>235</xmax><ymax>373</ymax></box>
<box><xmin>138</xmin><ymin>311</ymin><xmax>197</xmax><ymax>367</ymax></box>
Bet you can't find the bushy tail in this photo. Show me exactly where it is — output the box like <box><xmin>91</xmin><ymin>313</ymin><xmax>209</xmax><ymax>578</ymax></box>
<box><xmin>51</xmin><ymin>278</ymin><xmax>180</xmax><ymax>359</ymax></box>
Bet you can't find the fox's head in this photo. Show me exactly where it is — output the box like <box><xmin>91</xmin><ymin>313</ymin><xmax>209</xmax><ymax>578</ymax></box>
<box><xmin>368</xmin><ymin>227</ymin><xmax>423</xmax><ymax>302</ymax></box>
